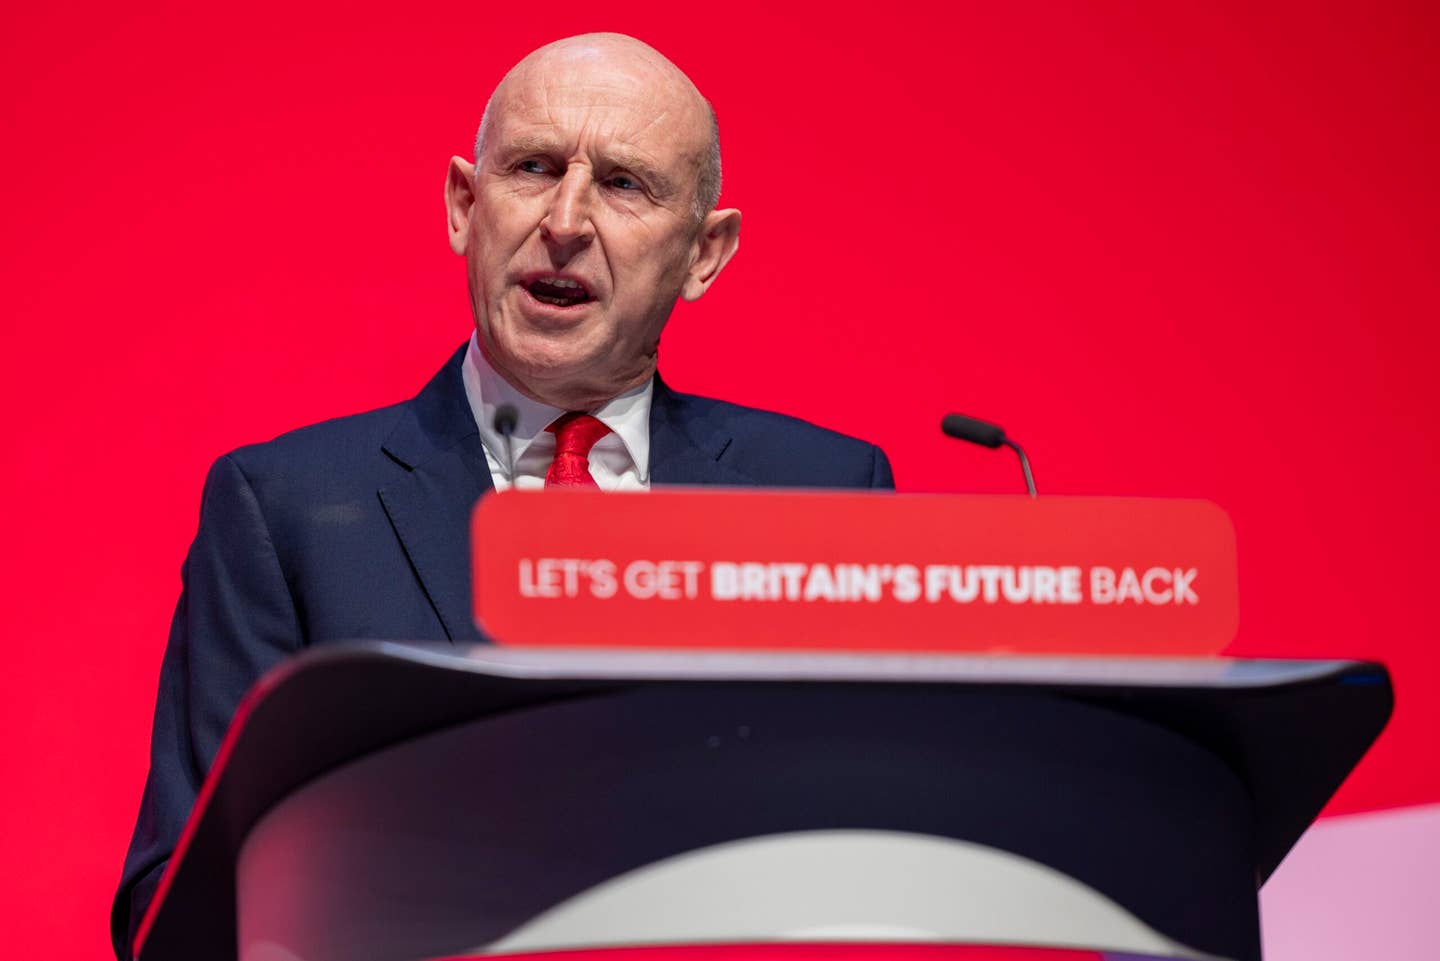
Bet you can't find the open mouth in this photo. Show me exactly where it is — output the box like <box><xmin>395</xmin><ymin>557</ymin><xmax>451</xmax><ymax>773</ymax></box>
<box><xmin>525</xmin><ymin>276</ymin><xmax>593</xmax><ymax>308</ymax></box>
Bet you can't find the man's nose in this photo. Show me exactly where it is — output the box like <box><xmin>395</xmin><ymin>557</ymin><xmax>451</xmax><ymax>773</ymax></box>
<box><xmin>540</xmin><ymin>167</ymin><xmax>595</xmax><ymax>254</ymax></box>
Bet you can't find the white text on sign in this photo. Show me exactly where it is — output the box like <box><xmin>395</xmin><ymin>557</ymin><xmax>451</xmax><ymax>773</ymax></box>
<box><xmin>518</xmin><ymin>560</ymin><xmax>1198</xmax><ymax>605</ymax></box>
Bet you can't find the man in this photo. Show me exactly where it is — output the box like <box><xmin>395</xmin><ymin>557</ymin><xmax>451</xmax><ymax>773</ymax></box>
<box><xmin>113</xmin><ymin>32</ymin><xmax>892</xmax><ymax>960</ymax></box>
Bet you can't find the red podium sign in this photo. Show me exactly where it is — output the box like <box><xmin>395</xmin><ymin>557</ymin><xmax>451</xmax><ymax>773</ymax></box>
<box><xmin>472</xmin><ymin>491</ymin><xmax>1238</xmax><ymax>655</ymax></box>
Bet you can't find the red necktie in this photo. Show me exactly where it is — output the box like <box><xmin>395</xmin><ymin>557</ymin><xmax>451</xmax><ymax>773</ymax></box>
<box><xmin>545</xmin><ymin>412</ymin><xmax>612</xmax><ymax>488</ymax></box>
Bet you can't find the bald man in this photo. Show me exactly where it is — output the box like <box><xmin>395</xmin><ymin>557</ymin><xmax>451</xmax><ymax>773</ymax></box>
<box><xmin>113</xmin><ymin>34</ymin><xmax>891</xmax><ymax>960</ymax></box>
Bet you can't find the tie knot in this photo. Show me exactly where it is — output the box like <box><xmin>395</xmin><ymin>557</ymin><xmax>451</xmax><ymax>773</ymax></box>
<box><xmin>545</xmin><ymin>413</ymin><xmax>612</xmax><ymax>488</ymax></box>
<box><xmin>548</xmin><ymin>412</ymin><xmax>611</xmax><ymax>457</ymax></box>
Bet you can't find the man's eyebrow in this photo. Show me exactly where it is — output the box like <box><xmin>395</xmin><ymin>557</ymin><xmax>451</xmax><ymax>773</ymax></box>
<box><xmin>494</xmin><ymin>135</ymin><xmax>678</xmax><ymax>197</ymax></box>
<box><xmin>494</xmin><ymin>134</ymin><xmax>563</xmax><ymax>159</ymax></box>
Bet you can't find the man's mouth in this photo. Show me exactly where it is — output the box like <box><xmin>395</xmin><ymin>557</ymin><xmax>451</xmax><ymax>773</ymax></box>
<box><xmin>524</xmin><ymin>276</ymin><xmax>593</xmax><ymax>308</ymax></box>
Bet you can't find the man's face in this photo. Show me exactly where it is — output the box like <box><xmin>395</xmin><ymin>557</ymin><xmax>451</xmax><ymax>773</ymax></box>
<box><xmin>446</xmin><ymin>41</ymin><xmax>739</xmax><ymax>410</ymax></box>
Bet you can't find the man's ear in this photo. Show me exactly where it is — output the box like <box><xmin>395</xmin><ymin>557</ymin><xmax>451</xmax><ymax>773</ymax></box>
<box><xmin>681</xmin><ymin>208</ymin><xmax>742</xmax><ymax>302</ymax></box>
<box><xmin>445</xmin><ymin>157</ymin><xmax>477</xmax><ymax>255</ymax></box>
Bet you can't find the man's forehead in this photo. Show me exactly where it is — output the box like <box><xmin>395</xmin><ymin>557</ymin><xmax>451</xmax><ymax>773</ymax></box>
<box><xmin>498</xmin><ymin>75</ymin><xmax>697</xmax><ymax>136</ymax></box>
<box><xmin>490</xmin><ymin>101</ymin><xmax>687</xmax><ymax>153</ymax></box>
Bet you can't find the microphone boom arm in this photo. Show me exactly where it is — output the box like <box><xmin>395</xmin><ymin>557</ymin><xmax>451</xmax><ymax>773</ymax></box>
<box><xmin>1002</xmin><ymin>438</ymin><xmax>1037</xmax><ymax>498</ymax></box>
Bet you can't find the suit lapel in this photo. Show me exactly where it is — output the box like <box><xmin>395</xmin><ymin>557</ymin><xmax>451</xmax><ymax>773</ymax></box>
<box><xmin>649</xmin><ymin>374</ymin><xmax>752</xmax><ymax>486</ymax></box>
<box><xmin>378</xmin><ymin>345</ymin><xmax>492</xmax><ymax>642</ymax></box>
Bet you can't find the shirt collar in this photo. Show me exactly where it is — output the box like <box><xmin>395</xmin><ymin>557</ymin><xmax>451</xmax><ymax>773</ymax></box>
<box><xmin>461</xmin><ymin>333</ymin><xmax>652</xmax><ymax>481</ymax></box>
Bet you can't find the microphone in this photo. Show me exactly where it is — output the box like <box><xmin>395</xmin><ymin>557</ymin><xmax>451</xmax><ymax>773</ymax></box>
<box><xmin>493</xmin><ymin>404</ymin><xmax>519</xmax><ymax>485</ymax></box>
<box><xmin>941</xmin><ymin>413</ymin><xmax>1037</xmax><ymax>497</ymax></box>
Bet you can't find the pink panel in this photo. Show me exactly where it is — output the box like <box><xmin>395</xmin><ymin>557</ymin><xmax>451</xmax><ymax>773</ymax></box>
<box><xmin>1262</xmin><ymin>802</ymin><xmax>1440</xmax><ymax>960</ymax></box>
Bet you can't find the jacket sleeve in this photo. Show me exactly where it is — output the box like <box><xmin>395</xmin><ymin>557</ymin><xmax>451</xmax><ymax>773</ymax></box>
<box><xmin>111</xmin><ymin>454</ymin><xmax>303</xmax><ymax>960</ymax></box>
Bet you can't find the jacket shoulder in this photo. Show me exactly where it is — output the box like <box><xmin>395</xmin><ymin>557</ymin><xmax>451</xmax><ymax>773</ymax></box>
<box><xmin>676</xmin><ymin>390</ymin><xmax>865</xmax><ymax>445</ymax></box>
<box><xmin>222</xmin><ymin>402</ymin><xmax>409</xmax><ymax>480</ymax></box>
<box><xmin>658</xmin><ymin>382</ymin><xmax>894</xmax><ymax>489</ymax></box>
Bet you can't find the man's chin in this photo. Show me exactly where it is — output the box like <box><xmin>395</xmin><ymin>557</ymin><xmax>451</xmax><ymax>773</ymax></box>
<box><xmin>483</xmin><ymin>341</ymin><xmax>607</xmax><ymax>408</ymax></box>
<box><xmin>480</xmin><ymin>310</ymin><xmax>656</xmax><ymax>408</ymax></box>
<box><xmin>522</xmin><ymin>358</ymin><xmax>655</xmax><ymax>410</ymax></box>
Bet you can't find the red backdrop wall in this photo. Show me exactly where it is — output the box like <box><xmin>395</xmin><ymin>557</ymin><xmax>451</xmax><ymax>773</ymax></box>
<box><xmin>3</xmin><ymin>2</ymin><xmax>1437</xmax><ymax>958</ymax></box>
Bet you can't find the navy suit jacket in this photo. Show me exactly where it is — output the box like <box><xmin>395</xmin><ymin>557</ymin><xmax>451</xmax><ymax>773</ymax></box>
<box><xmin>112</xmin><ymin>344</ymin><xmax>893</xmax><ymax>958</ymax></box>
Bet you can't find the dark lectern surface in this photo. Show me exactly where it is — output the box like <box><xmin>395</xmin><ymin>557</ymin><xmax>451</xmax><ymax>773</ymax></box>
<box><xmin>134</xmin><ymin>644</ymin><xmax>1391</xmax><ymax>961</ymax></box>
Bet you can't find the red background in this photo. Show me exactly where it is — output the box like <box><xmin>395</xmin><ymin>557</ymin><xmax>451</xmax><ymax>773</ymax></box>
<box><xmin>2</xmin><ymin>2</ymin><xmax>1437</xmax><ymax>958</ymax></box>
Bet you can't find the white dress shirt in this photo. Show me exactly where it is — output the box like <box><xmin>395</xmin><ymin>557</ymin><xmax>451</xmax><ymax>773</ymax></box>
<box><xmin>461</xmin><ymin>333</ymin><xmax>653</xmax><ymax>491</ymax></box>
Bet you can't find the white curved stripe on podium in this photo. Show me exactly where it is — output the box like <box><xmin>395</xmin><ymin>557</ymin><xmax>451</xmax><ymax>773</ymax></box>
<box><xmin>475</xmin><ymin>830</ymin><xmax>1227</xmax><ymax>960</ymax></box>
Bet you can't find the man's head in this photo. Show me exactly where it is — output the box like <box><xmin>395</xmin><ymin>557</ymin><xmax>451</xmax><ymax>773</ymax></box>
<box><xmin>445</xmin><ymin>33</ymin><xmax>741</xmax><ymax>410</ymax></box>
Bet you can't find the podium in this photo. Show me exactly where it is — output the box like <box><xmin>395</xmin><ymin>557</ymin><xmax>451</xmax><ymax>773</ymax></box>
<box><xmin>133</xmin><ymin>642</ymin><xmax>1391</xmax><ymax>961</ymax></box>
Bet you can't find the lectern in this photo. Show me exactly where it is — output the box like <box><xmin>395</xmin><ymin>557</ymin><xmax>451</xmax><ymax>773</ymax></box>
<box><xmin>133</xmin><ymin>643</ymin><xmax>1390</xmax><ymax>961</ymax></box>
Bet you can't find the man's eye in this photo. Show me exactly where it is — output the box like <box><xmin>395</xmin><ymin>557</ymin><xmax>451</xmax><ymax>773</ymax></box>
<box><xmin>607</xmin><ymin>175</ymin><xmax>641</xmax><ymax>191</ymax></box>
<box><xmin>517</xmin><ymin>159</ymin><xmax>550</xmax><ymax>174</ymax></box>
